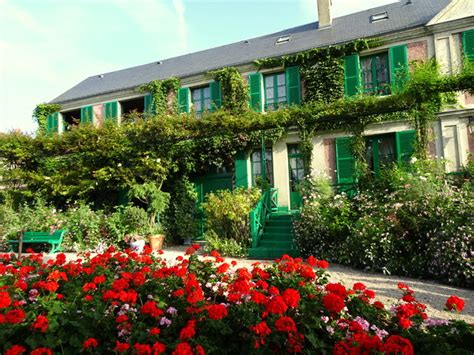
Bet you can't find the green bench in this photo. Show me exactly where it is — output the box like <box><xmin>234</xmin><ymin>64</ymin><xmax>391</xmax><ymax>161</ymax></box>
<box><xmin>8</xmin><ymin>230</ymin><xmax>67</xmax><ymax>254</ymax></box>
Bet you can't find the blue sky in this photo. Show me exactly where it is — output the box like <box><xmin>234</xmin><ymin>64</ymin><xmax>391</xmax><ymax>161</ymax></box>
<box><xmin>0</xmin><ymin>0</ymin><xmax>395</xmax><ymax>133</ymax></box>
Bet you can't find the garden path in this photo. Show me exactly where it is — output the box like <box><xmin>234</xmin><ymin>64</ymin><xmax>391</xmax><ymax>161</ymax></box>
<box><xmin>43</xmin><ymin>248</ymin><xmax>473</xmax><ymax>323</ymax></box>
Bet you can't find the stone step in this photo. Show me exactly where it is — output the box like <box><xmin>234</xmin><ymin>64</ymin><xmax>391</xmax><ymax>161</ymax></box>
<box><xmin>248</xmin><ymin>247</ymin><xmax>299</xmax><ymax>260</ymax></box>
<box><xmin>259</xmin><ymin>240</ymin><xmax>293</xmax><ymax>248</ymax></box>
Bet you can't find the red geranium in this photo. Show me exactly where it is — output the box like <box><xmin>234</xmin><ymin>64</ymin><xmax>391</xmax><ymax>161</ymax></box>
<box><xmin>275</xmin><ymin>316</ymin><xmax>297</xmax><ymax>333</ymax></box>
<box><xmin>5</xmin><ymin>345</ymin><xmax>26</xmax><ymax>355</ymax></box>
<box><xmin>5</xmin><ymin>309</ymin><xmax>26</xmax><ymax>324</ymax></box>
<box><xmin>32</xmin><ymin>314</ymin><xmax>49</xmax><ymax>333</ymax></box>
<box><xmin>207</xmin><ymin>304</ymin><xmax>228</xmax><ymax>320</ymax></box>
<box><xmin>114</xmin><ymin>341</ymin><xmax>130</xmax><ymax>352</ymax></box>
<box><xmin>30</xmin><ymin>348</ymin><xmax>53</xmax><ymax>355</ymax></box>
<box><xmin>322</xmin><ymin>293</ymin><xmax>345</xmax><ymax>313</ymax></box>
<box><xmin>179</xmin><ymin>320</ymin><xmax>196</xmax><ymax>339</ymax></box>
<box><xmin>83</xmin><ymin>338</ymin><xmax>98</xmax><ymax>349</ymax></box>
<box><xmin>266</xmin><ymin>296</ymin><xmax>288</xmax><ymax>315</ymax></box>
<box><xmin>445</xmin><ymin>295</ymin><xmax>465</xmax><ymax>312</ymax></box>
<box><xmin>384</xmin><ymin>335</ymin><xmax>414</xmax><ymax>354</ymax></box>
<box><xmin>0</xmin><ymin>291</ymin><xmax>11</xmax><ymax>308</ymax></box>
<box><xmin>173</xmin><ymin>342</ymin><xmax>193</xmax><ymax>355</ymax></box>
<box><xmin>282</xmin><ymin>288</ymin><xmax>300</xmax><ymax>308</ymax></box>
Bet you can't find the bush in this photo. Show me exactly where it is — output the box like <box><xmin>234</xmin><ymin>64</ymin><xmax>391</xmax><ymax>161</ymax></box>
<box><xmin>0</xmin><ymin>251</ymin><xmax>472</xmax><ymax>354</ymax></box>
<box><xmin>295</xmin><ymin>160</ymin><xmax>474</xmax><ymax>287</ymax></box>
<box><xmin>202</xmin><ymin>188</ymin><xmax>260</xmax><ymax>252</ymax></box>
<box><xmin>203</xmin><ymin>230</ymin><xmax>248</xmax><ymax>257</ymax></box>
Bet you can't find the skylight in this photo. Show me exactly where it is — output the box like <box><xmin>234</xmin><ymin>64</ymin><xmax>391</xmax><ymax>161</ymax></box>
<box><xmin>275</xmin><ymin>35</ymin><xmax>291</xmax><ymax>45</ymax></box>
<box><xmin>370</xmin><ymin>11</ymin><xmax>389</xmax><ymax>23</ymax></box>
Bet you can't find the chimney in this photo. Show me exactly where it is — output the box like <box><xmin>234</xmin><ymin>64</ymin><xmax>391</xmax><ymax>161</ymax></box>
<box><xmin>317</xmin><ymin>0</ymin><xmax>332</xmax><ymax>28</ymax></box>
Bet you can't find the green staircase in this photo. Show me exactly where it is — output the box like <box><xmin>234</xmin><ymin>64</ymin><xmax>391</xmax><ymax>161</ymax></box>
<box><xmin>249</xmin><ymin>211</ymin><xmax>299</xmax><ymax>259</ymax></box>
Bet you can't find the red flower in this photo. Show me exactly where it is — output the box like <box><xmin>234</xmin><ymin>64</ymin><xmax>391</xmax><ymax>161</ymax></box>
<box><xmin>5</xmin><ymin>345</ymin><xmax>26</xmax><ymax>355</ymax></box>
<box><xmin>216</xmin><ymin>263</ymin><xmax>230</xmax><ymax>274</ymax></box>
<box><xmin>363</xmin><ymin>289</ymin><xmax>376</xmax><ymax>299</ymax></box>
<box><xmin>266</xmin><ymin>296</ymin><xmax>288</xmax><ymax>315</ymax></box>
<box><xmin>325</xmin><ymin>283</ymin><xmax>348</xmax><ymax>298</ymax></box>
<box><xmin>114</xmin><ymin>341</ymin><xmax>130</xmax><ymax>352</ymax></box>
<box><xmin>282</xmin><ymin>288</ymin><xmax>300</xmax><ymax>308</ymax></box>
<box><xmin>322</xmin><ymin>293</ymin><xmax>345</xmax><ymax>313</ymax></box>
<box><xmin>373</xmin><ymin>301</ymin><xmax>385</xmax><ymax>309</ymax></box>
<box><xmin>353</xmin><ymin>282</ymin><xmax>366</xmax><ymax>291</ymax></box>
<box><xmin>207</xmin><ymin>304</ymin><xmax>228</xmax><ymax>320</ymax></box>
<box><xmin>316</xmin><ymin>259</ymin><xmax>329</xmax><ymax>269</ymax></box>
<box><xmin>251</xmin><ymin>290</ymin><xmax>267</xmax><ymax>305</ymax></box>
<box><xmin>134</xmin><ymin>343</ymin><xmax>152</xmax><ymax>355</ymax></box>
<box><xmin>179</xmin><ymin>320</ymin><xmax>196</xmax><ymax>339</ymax></box>
<box><xmin>140</xmin><ymin>300</ymin><xmax>164</xmax><ymax>318</ymax></box>
<box><xmin>446</xmin><ymin>295</ymin><xmax>465</xmax><ymax>312</ymax></box>
<box><xmin>173</xmin><ymin>342</ymin><xmax>193</xmax><ymax>355</ymax></box>
<box><xmin>195</xmin><ymin>344</ymin><xmax>206</xmax><ymax>355</ymax></box>
<box><xmin>399</xmin><ymin>317</ymin><xmax>413</xmax><ymax>329</ymax></box>
<box><xmin>93</xmin><ymin>275</ymin><xmax>106</xmax><ymax>284</ymax></box>
<box><xmin>250</xmin><ymin>321</ymin><xmax>272</xmax><ymax>336</ymax></box>
<box><xmin>32</xmin><ymin>314</ymin><xmax>49</xmax><ymax>332</ymax></box>
<box><xmin>275</xmin><ymin>316</ymin><xmax>297</xmax><ymax>333</ymax></box>
<box><xmin>402</xmin><ymin>294</ymin><xmax>415</xmax><ymax>303</ymax></box>
<box><xmin>384</xmin><ymin>335</ymin><xmax>414</xmax><ymax>355</ymax></box>
<box><xmin>0</xmin><ymin>291</ymin><xmax>11</xmax><ymax>308</ymax></box>
<box><xmin>30</xmin><ymin>348</ymin><xmax>53</xmax><ymax>355</ymax></box>
<box><xmin>152</xmin><ymin>342</ymin><xmax>166</xmax><ymax>353</ymax></box>
<box><xmin>82</xmin><ymin>282</ymin><xmax>97</xmax><ymax>293</ymax></box>
<box><xmin>83</xmin><ymin>338</ymin><xmax>98</xmax><ymax>349</ymax></box>
<box><xmin>5</xmin><ymin>309</ymin><xmax>26</xmax><ymax>324</ymax></box>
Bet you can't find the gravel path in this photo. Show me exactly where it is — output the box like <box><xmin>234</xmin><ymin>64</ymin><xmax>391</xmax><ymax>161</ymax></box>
<box><xmin>40</xmin><ymin>248</ymin><xmax>473</xmax><ymax>323</ymax></box>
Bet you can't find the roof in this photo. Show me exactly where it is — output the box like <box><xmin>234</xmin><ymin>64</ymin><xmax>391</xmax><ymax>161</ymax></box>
<box><xmin>51</xmin><ymin>0</ymin><xmax>450</xmax><ymax>104</ymax></box>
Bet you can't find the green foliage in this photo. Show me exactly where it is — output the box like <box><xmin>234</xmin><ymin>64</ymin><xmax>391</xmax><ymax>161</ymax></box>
<box><xmin>163</xmin><ymin>176</ymin><xmax>198</xmax><ymax>244</ymax></box>
<box><xmin>128</xmin><ymin>182</ymin><xmax>170</xmax><ymax>234</ymax></box>
<box><xmin>139</xmin><ymin>77</ymin><xmax>180</xmax><ymax>115</ymax></box>
<box><xmin>295</xmin><ymin>160</ymin><xmax>474</xmax><ymax>287</ymax></box>
<box><xmin>32</xmin><ymin>103</ymin><xmax>61</xmax><ymax>134</ymax></box>
<box><xmin>209</xmin><ymin>67</ymin><xmax>249</xmax><ymax>114</ymax></box>
<box><xmin>202</xmin><ymin>188</ymin><xmax>260</xmax><ymax>249</ymax></box>
<box><xmin>203</xmin><ymin>230</ymin><xmax>248</xmax><ymax>257</ymax></box>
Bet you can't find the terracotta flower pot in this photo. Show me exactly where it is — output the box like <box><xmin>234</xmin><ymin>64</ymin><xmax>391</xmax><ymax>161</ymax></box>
<box><xmin>148</xmin><ymin>234</ymin><xmax>165</xmax><ymax>251</ymax></box>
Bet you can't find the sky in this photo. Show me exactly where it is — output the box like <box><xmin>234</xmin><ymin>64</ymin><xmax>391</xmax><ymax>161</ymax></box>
<box><xmin>0</xmin><ymin>0</ymin><xmax>396</xmax><ymax>133</ymax></box>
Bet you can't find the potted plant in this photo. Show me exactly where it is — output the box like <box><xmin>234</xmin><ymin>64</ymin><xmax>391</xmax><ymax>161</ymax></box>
<box><xmin>128</xmin><ymin>182</ymin><xmax>170</xmax><ymax>251</ymax></box>
<box><xmin>119</xmin><ymin>205</ymin><xmax>149</xmax><ymax>252</ymax></box>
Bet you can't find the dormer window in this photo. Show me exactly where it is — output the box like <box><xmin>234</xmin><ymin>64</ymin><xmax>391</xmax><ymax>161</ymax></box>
<box><xmin>370</xmin><ymin>11</ymin><xmax>388</xmax><ymax>23</ymax></box>
<box><xmin>275</xmin><ymin>35</ymin><xmax>291</xmax><ymax>45</ymax></box>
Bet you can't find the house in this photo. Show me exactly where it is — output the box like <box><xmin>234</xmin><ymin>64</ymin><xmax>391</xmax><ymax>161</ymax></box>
<box><xmin>47</xmin><ymin>0</ymin><xmax>474</xmax><ymax>231</ymax></box>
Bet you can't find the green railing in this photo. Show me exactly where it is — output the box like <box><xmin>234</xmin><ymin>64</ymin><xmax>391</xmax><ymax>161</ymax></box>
<box><xmin>250</xmin><ymin>188</ymin><xmax>278</xmax><ymax>248</ymax></box>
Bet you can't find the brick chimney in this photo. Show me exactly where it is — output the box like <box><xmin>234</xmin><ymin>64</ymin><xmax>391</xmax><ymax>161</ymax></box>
<box><xmin>317</xmin><ymin>0</ymin><xmax>332</xmax><ymax>28</ymax></box>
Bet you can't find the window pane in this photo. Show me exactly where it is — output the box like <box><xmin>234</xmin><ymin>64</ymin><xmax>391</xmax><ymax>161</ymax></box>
<box><xmin>290</xmin><ymin>158</ymin><xmax>296</xmax><ymax>170</ymax></box>
<box><xmin>194</xmin><ymin>101</ymin><xmax>202</xmax><ymax>112</ymax></box>
<box><xmin>277</xmin><ymin>86</ymin><xmax>286</xmax><ymax>99</ymax></box>
<box><xmin>277</xmin><ymin>73</ymin><xmax>285</xmax><ymax>86</ymax></box>
<box><xmin>266</xmin><ymin>88</ymin><xmax>274</xmax><ymax>99</ymax></box>
<box><xmin>252</xmin><ymin>151</ymin><xmax>261</xmax><ymax>162</ymax></box>
<box><xmin>253</xmin><ymin>164</ymin><xmax>261</xmax><ymax>175</ymax></box>
<box><xmin>204</xmin><ymin>99</ymin><xmax>211</xmax><ymax>110</ymax></box>
<box><xmin>203</xmin><ymin>87</ymin><xmax>210</xmax><ymax>98</ymax></box>
<box><xmin>192</xmin><ymin>89</ymin><xmax>200</xmax><ymax>101</ymax></box>
<box><xmin>265</xmin><ymin>76</ymin><xmax>274</xmax><ymax>88</ymax></box>
<box><xmin>378</xmin><ymin>135</ymin><xmax>395</xmax><ymax>167</ymax></box>
<box><xmin>297</xmin><ymin>169</ymin><xmax>304</xmax><ymax>180</ymax></box>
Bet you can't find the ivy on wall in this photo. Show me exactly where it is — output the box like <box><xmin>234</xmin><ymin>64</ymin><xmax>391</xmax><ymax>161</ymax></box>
<box><xmin>33</xmin><ymin>103</ymin><xmax>62</xmax><ymax>134</ymax></box>
<box><xmin>3</xmin><ymin>60</ymin><xmax>473</xmax><ymax>207</ymax></box>
<box><xmin>139</xmin><ymin>77</ymin><xmax>181</xmax><ymax>116</ymax></box>
<box><xmin>209</xmin><ymin>67</ymin><xmax>249</xmax><ymax>114</ymax></box>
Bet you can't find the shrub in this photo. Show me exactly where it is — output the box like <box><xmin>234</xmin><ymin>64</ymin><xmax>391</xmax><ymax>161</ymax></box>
<box><xmin>295</xmin><ymin>160</ymin><xmax>474</xmax><ymax>287</ymax></box>
<box><xmin>203</xmin><ymin>230</ymin><xmax>248</xmax><ymax>257</ymax></box>
<box><xmin>202</xmin><ymin>188</ymin><xmax>260</xmax><ymax>249</ymax></box>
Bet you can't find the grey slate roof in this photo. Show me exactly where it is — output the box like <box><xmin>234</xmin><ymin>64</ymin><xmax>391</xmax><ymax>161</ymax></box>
<box><xmin>51</xmin><ymin>0</ymin><xmax>450</xmax><ymax>104</ymax></box>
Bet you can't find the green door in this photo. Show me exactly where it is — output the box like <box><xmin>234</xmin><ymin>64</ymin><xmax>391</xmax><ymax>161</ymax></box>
<box><xmin>287</xmin><ymin>144</ymin><xmax>304</xmax><ymax>210</ymax></box>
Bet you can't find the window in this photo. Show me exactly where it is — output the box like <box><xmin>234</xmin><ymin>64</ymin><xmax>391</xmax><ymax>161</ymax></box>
<box><xmin>62</xmin><ymin>109</ymin><xmax>81</xmax><ymax>130</ymax></box>
<box><xmin>251</xmin><ymin>148</ymin><xmax>274</xmax><ymax>186</ymax></box>
<box><xmin>365</xmin><ymin>134</ymin><xmax>396</xmax><ymax>176</ymax></box>
<box><xmin>264</xmin><ymin>73</ymin><xmax>287</xmax><ymax>111</ymax></box>
<box><xmin>191</xmin><ymin>86</ymin><xmax>211</xmax><ymax>116</ymax></box>
<box><xmin>360</xmin><ymin>53</ymin><xmax>390</xmax><ymax>95</ymax></box>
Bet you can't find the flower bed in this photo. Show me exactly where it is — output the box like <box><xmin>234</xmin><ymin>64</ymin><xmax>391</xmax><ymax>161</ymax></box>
<box><xmin>0</xmin><ymin>247</ymin><xmax>472</xmax><ymax>354</ymax></box>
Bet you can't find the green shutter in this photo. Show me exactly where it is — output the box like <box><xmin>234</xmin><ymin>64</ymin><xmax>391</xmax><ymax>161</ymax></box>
<box><xmin>462</xmin><ymin>30</ymin><xmax>474</xmax><ymax>63</ymax></box>
<box><xmin>343</xmin><ymin>54</ymin><xmax>361</xmax><ymax>97</ymax></box>
<box><xmin>235</xmin><ymin>151</ymin><xmax>249</xmax><ymax>188</ymax></box>
<box><xmin>285</xmin><ymin>66</ymin><xmax>301</xmax><ymax>106</ymax></box>
<box><xmin>209</xmin><ymin>81</ymin><xmax>222</xmax><ymax>111</ymax></box>
<box><xmin>80</xmin><ymin>106</ymin><xmax>93</xmax><ymax>124</ymax></box>
<box><xmin>46</xmin><ymin>114</ymin><xmax>53</xmax><ymax>133</ymax></box>
<box><xmin>177</xmin><ymin>88</ymin><xmax>190</xmax><ymax>113</ymax></box>
<box><xmin>144</xmin><ymin>94</ymin><xmax>154</xmax><ymax>115</ymax></box>
<box><xmin>248</xmin><ymin>73</ymin><xmax>263</xmax><ymax>112</ymax></box>
<box><xmin>52</xmin><ymin>112</ymin><xmax>59</xmax><ymax>132</ymax></box>
<box><xmin>389</xmin><ymin>45</ymin><xmax>408</xmax><ymax>94</ymax></box>
<box><xmin>335</xmin><ymin>137</ymin><xmax>356</xmax><ymax>184</ymax></box>
<box><xmin>396</xmin><ymin>130</ymin><xmax>416</xmax><ymax>163</ymax></box>
<box><xmin>105</xmin><ymin>101</ymin><xmax>119</xmax><ymax>122</ymax></box>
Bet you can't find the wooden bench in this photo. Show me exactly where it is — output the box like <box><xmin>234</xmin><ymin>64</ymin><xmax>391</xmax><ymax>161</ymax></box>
<box><xmin>8</xmin><ymin>230</ymin><xmax>67</xmax><ymax>254</ymax></box>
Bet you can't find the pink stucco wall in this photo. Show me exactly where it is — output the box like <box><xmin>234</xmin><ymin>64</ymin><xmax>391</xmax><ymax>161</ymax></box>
<box><xmin>407</xmin><ymin>40</ymin><xmax>428</xmax><ymax>64</ymax></box>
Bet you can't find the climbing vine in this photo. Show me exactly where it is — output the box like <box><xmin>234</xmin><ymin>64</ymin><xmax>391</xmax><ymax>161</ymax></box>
<box><xmin>209</xmin><ymin>67</ymin><xmax>249</xmax><ymax>114</ymax></box>
<box><xmin>139</xmin><ymin>77</ymin><xmax>180</xmax><ymax>115</ymax></box>
<box><xmin>33</xmin><ymin>103</ymin><xmax>61</xmax><ymax>133</ymax></box>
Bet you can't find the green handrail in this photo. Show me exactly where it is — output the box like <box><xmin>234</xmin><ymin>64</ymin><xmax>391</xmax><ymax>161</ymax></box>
<box><xmin>250</xmin><ymin>188</ymin><xmax>278</xmax><ymax>248</ymax></box>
